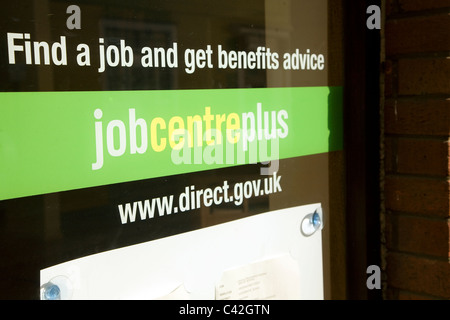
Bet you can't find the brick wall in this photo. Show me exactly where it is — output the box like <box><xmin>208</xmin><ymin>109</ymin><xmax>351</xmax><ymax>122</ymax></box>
<box><xmin>382</xmin><ymin>0</ymin><xmax>450</xmax><ymax>299</ymax></box>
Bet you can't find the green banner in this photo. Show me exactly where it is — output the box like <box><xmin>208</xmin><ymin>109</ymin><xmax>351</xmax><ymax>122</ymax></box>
<box><xmin>0</xmin><ymin>86</ymin><xmax>342</xmax><ymax>200</ymax></box>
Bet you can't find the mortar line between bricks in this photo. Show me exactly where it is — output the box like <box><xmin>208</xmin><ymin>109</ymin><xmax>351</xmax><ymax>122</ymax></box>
<box><xmin>386</xmin><ymin>52</ymin><xmax>450</xmax><ymax>60</ymax></box>
<box><xmin>385</xmin><ymin>172</ymin><xmax>450</xmax><ymax>181</ymax></box>
<box><xmin>385</xmin><ymin>173</ymin><xmax>450</xmax><ymax>181</ymax></box>
<box><xmin>386</xmin><ymin>249</ymin><xmax>450</xmax><ymax>262</ymax></box>
<box><xmin>386</xmin><ymin>7</ymin><xmax>450</xmax><ymax>20</ymax></box>
<box><xmin>388</xmin><ymin>287</ymin><xmax>448</xmax><ymax>300</ymax></box>
<box><xmin>384</xmin><ymin>133</ymin><xmax>450</xmax><ymax>140</ymax></box>
<box><xmin>385</xmin><ymin>94</ymin><xmax>450</xmax><ymax>101</ymax></box>
<box><xmin>385</xmin><ymin>210</ymin><xmax>450</xmax><ymax>222</ymax></box>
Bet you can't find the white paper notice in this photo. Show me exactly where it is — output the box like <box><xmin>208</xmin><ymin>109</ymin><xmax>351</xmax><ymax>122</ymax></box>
<box><xmin>41</xmin><ymin>203</ymin><xmax>323</xmax><ymax>299</ymax></box>
<box><xmin>156</xmin><ymin>284</ymin><xmax>191</xmax><ymax>300</ymax></box>
<box><xmin>215</xmin><ymin>254</ymin><xmax>301</xmax><ymax>300</ymax></box>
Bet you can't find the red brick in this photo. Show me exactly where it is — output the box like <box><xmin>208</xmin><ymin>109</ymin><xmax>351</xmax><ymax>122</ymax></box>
<box><xmin>384</xmin><ymin>98</ymin><xmax>450</xmax><ymax>136</ymax></box>
<box><xmin>383</xmin><ymin>0</ymin><xmax>450</xmax><ymax>302</ymax></box>
<box><xmin>384</xmin><ymin>176</ymin><xmax>450</xmax><ymax>218</ymax></box>
<box><xmin>385</xmin><ymin>137</ymin><xmax>449</xmax><ymax>176</ymax></box>
<box><xmin>386</xmin><ymin>0</ymin><xmax>397</xmax><ymax>16</ymax></box>
<box><xmin>386</xmin><ymin>252</ymin><xmax>450</xmax><ymax>299</ymax></box>
<box><xmin>395</xmin><ymin>138</ymin><xmax>449</xmax><ymax>176</ymax></box>
<box><xmin>384</xmin><ymin>137</ymin><xmax>396</xmax><ymax>173</ymax></box>
<box><xmin>386</xmin><ymin>288</ymin><xmax>437</xmax><ymax>300</ymax></box>
<box><xmin>384</xmin><ymin>66</ymin><xmax>394</xmax><ymax>97</ymax></box>
<box><xmin>386</xmin><ymin>14</ymin><xmax>450</xmax><ymax>55</ymax></box>
<box><xmin>398</xmin><ymin>0</ymin><xmax>450</xmax><ymax>12</ymax></box>
<box><xmin>398</xmin><ymin>58</ymin><xmax>450</xmax><ymax>95</ymax></box>
<box><xmin>396</xmin><ymin>290</ymin><xmax>436</xmax><ymax>300</ymax></box>
<box><xmin>385</xmin><ymin>214</ymin><xmax>450</xmax><ymax>258</ymax></box>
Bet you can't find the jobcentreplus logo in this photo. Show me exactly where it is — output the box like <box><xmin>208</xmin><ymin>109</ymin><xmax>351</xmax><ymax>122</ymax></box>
<box><xmin>91</xmin><ymin>103</ymin><xmax>288</xmax><ymax>172</ymax></box>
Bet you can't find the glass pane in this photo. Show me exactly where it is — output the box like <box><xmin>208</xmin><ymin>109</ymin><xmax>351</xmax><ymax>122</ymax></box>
<box><xmin>0</xmin><ymin>0</ymin><xmax>344</xmax><ymax>299</ymax></box>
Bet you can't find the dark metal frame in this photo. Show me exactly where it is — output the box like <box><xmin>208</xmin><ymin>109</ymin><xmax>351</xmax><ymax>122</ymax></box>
<box><xmin>343</xmin><ymin>0</ymin><xmax>382</xmax><ymax>300</ymax></box>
